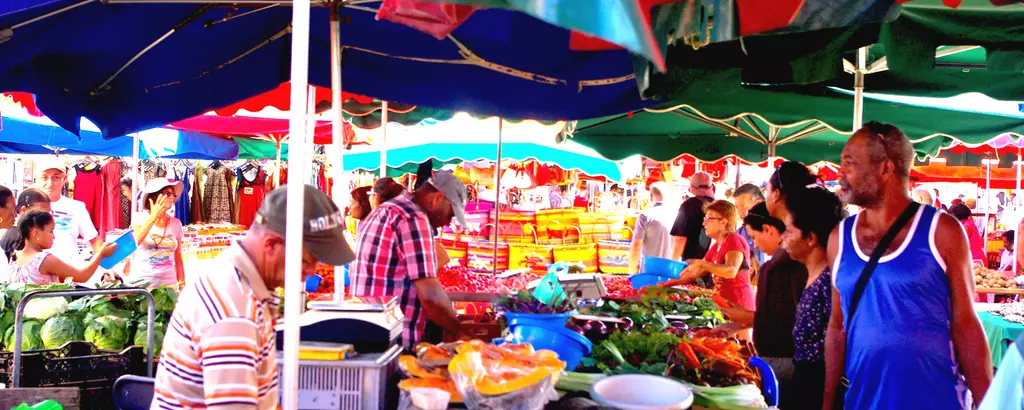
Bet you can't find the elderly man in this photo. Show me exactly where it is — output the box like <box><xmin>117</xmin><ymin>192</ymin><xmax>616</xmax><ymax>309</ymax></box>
<box><xmin>628</xmin><ymin>182</ymin><xmax>676</xmax><ymax>272</ymax></box>
<box><xmin>351</xmin><ymin>170</ymin><xmax>464</xmax><ymax>350</ymax></box>
<box><xmin>35</xmin><ymin>157</ymin><xmax>102</xmax><ymax>262</ymax></box>
<box><xmin>152</xmin><ymin>185</ymin><xmax>355</xmax><ymax>410</ymax></box>
<box><xmin>670</xmin><ymin>172</ymin><xmax>715</xmax><ymax>286</ymax></box>
<box><xmin>824</xmin><ymin>122</ymin><xmax>992</xmax><ymax>409</ymax></box>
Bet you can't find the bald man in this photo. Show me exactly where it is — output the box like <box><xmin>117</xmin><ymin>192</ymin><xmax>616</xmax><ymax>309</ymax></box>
<box><xmin>670</xmin><ymin>172</ymin><xmax>715</xmax><ymax>287</ymax></box>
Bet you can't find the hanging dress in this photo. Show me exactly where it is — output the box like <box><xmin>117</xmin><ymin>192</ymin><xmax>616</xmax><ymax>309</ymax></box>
<box><xmin>99</xmin><ymin>159</ymin><xmax>124</xmax><ymax>236</ymax></box>
<box><xmin>236</xmin><ymin>164</ymin><xmax>268</xmax><ymax>227</ymax></box>
<box><xmin>203</xmin><ymin>164</ymin><xmax>234</xmax><ymax>224</ymax></box>
<box><xmin>73</xmin><ymin>162</ymin><xmax>103</xmax><ymax>232</ymax></box>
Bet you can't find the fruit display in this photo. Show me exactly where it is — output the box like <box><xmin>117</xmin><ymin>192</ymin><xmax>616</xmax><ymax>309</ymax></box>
<box><xmin>973</xmin><ymin>262</ymin><xmax>1019</xmax><ymax>289</ymax></box>
<box><xmin>440</xmin><ymin>266</ymin><xmax>544</xmax><ymax>294</ymax></box>
<box><xmin>992</xmin><ymin>302</ymin><xmax>1024</xmax><ymax>324</ymax></box>
<box><xmin>397</xmin><ymin>340</ymin><xmax>566</xmax><ymax>409</ymax></box>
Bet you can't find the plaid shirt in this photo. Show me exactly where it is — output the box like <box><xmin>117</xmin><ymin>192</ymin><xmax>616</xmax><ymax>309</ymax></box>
<box><xmin>351</xmin><ymin>192</ymin><xmax>437</xmax><ymax>349</ymax></box>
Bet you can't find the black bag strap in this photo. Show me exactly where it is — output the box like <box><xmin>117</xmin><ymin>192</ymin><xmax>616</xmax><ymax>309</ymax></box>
<box><xmin>845</xmin><ymin>202</ymin><xmax>921</xmax><ymax>329</ymax></box>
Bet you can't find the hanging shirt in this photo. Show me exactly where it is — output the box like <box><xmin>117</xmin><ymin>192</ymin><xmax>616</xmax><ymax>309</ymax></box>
<box><xmin>50</xmin><ymin>196</ymin><xmax>99</xmax><ymax>263</ymax></box>
<box><xmin>132</xmin><ymin>212</ymin><xmax>183</xmax><ymax>287</ymax></box>
<box><xmin>833</xmin><ymin>205</ymin><xmax>970</xmax><ymax>410</ymax></box>
<box><xmin>171</xmin><ymin>164</ymin><xmax>192</xmax><ymax>226</ymax></box>
<box><xmin>203</xmin><ymin>165</ymin><xmax>234</xmax><ymax>224</ymax></box>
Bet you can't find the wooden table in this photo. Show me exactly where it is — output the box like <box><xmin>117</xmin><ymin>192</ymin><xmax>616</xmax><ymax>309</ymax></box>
<box><xmin>976</xmin><ymin>287</ymin><xmax>1024</xmax><ymax>295</ymax></box>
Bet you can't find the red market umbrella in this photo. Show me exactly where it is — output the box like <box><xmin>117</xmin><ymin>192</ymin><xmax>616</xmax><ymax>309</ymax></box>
<box><xmin>942</xmin><ymin>135</ymin><xmax>1024</xmax><ymax>156</ymax></box>
<box><xmin>166</xmin><ymin>115</ymin><xmax>362</xmax><ymax>146</ymax></box>
<box><xmin>211</xmin><ymin>82</ymin><xmax>373</xmax><ymax>116</ymax></box>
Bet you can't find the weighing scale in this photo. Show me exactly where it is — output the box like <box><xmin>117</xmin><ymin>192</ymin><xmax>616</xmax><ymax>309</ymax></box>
<box><xmin>276</xmin><ymin>296</ymin><xmax>404</xmax><ymax>354</ymax></box>
<box><xmin>526</xmin><ymin>273</ymin><xmax>607</xmax><ymax>300</ymax></box>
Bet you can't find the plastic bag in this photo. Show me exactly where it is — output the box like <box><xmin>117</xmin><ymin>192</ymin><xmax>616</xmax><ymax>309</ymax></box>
<box><xmin>447</xmin><ymin>341</ymin><xmax>564</xmax><ymax>410</ymax></box>
<box><xmin>376</xmin><ymin>0</ymin><xmax>477</xmax><ymax>40</ymax></box>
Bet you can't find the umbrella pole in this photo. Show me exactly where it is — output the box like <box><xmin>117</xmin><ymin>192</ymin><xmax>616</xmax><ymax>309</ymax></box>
<box><xmin>493</xmin><ymin>118</ymin><xmax>503</xmax><ymax>275</ymax></box>
<box><xmin>984</xmin><ymin>159</ymin><xmax>992</xmax><ymax>239</ymax></box>
<box><xmin>131</xmin><ymin>132</ymin><xmax>140</xmax><ymax>225</ymax></box>
<box><xmin>1016</xmin><ymin>153</ymin><xmax>1021</xmax><ymax>274</ymax></box>
<box><xmin>852</xmin><ymin>47</ymin><xmax>867</xmax><ymax>130</ymax></box>
<box><xmin>275</xmin><ymin>138</ymin><xmax>282</xmax><ymax>188</ymax></box>
<box><xmin>380</xmin><ymin>101</ymin><xmax>389</xmax><ymax>178</ymax></box>
<box><xmin>330</xmin><ymin>5</ymin><xmax>347</xmax><ymax>301</ymax></box>
<box><xmin>282</xmin><ymin>0</ymin><xmax>312</xmax><ymax>409</ymax></box>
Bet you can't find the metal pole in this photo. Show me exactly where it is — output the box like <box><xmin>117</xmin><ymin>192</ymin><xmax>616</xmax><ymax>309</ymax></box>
<box><xmin>329</xmin><ymin>5</ymin><xmax>348</xmax><ymax>301</ymax></box>
<box><xmin>131</xmin><ymin>132</ymin><xmax>141</xmax><ymax>222</ymax></box>
<box><xmin>1016</xmin><ymin>153</ymin><xmax>1021</xmax><ymax>274</ymax></box>
<box><xmin>380</xmin><ymin>101</ymin><xmax>389</xmax><ymax>178</ymax></box>
<box><xmin>492</xmin><ymin>118</ymin><xmax>503</xmax><ymax>274</ymax></box>
<box><xmin>984</xmin><ymin>160</ymin><xmax>992</xmax><ymax>239</ymax></box>
<box><xmin>853</xmin><ymin>47</ymin><xmax>868</xmax><ymax>130</ymax></box>
<box><xmin>282</xmin><ymin>0</ymin><xmax>311</xmax><ymax>408</ymax></box>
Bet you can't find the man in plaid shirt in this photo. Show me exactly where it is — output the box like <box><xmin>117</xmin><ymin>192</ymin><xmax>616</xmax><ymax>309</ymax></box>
<box><xmin>351</xmin><ymin>171</ymin><xmax>464</xmax><ymax>349</ymax></box>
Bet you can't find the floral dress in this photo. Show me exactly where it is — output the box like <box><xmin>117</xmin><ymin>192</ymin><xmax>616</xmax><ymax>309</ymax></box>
<box><xmin>791</xmin><ymin>267</ymin><xmax>832</xmax><ymax>410</ymax></box>
<box><xmin>10</xmin><ymin>252</ymin><xmax>58</xmax><ymax>285</ymax></box>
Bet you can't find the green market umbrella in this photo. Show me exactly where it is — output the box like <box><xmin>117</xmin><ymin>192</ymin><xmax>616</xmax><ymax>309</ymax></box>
<box><xmin>570</xmin><ymin>70</ymin><xmax>1024</xmax><ymax>164</ymax></box>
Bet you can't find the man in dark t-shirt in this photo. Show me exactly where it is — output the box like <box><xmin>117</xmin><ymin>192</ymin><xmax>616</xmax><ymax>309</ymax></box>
<box><xmin>670</xmin><ymin>172</ymin><xmax>715</xmax><ymax>288</ymax></box>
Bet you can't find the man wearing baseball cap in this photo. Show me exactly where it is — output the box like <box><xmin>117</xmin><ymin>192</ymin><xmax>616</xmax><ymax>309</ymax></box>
<box><xmin>152</xmin><ymin>185</ymin><xmax>354</xmax><ymax>410</ymax></box>
<box><xmin>351</xmin><ymin>170</ymin><xmax>465</xmax><ymax>350</ymax></box>
<box><xmin>34</xmin><ymin>157</ymin><xmax>102</xmax><ymax>265</ymax></box>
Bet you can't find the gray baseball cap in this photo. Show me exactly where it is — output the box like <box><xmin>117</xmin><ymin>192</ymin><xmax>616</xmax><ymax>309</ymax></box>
<box><xmin>254</xmin><ymin>185</ymin><xmax>355</xmax><ymax>266</ymax></box>
<box><xmin>428</xmin><ymin>170</ymin><xmax>467</xmax><ymax>227</ymax></box>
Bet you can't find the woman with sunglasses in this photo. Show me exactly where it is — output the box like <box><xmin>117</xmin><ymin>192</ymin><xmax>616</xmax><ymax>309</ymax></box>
<box><xmin>781</xmin><ymin>185</ymin><xmax>846</xmax><ymax>410</ymax></box>
<box><xmin>663</xmin><ymin>200</ymin><xmax>755</xmax><ymax>311</ymax></box>
<box><xmin>127</xmin><ymin>178</ymin><xmax>185</xmax><ymax>287</ymax></box>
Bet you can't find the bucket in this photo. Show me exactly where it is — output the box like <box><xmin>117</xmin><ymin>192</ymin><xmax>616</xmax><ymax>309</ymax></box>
<box><xmin>628</xmin><ymin>273</ymin><xmax>679</xmax><ymax>289</ymax></box>
<box><xmin>641</xmin><ymin>257</ymin><xmax>687</xmax><ymax>277</ymax></box>
<box><xmin>100</xmin><ymin>229</ymin><xmax>138</xmax><ymax>269</ymax></box>
<box><xmin>502</xmin><ymin>312</ymin><xmax>571</xmax><ymax>329</ymax></box>
<box><xmin>508</xmin><ymin>323</ymin><xmax>592</xmax><ymax>370</ymax></box>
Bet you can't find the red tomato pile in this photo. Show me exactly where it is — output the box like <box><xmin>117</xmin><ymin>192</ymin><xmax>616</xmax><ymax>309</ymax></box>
<box><xmin>440</xmin><ymin>266</ymin><xmax>545</xmax><ymax>294</ymax></box>
<box><xmin>602</xmin><ymin>275</ymin><xmax>640</xmax><ymax>299</ymax></box>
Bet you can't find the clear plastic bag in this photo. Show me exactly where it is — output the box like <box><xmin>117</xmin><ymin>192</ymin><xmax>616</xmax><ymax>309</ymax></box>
<box><xmin>447</xmin><ymin>341</ymin><xmax>564</xmax><ymax>410</ymax></box>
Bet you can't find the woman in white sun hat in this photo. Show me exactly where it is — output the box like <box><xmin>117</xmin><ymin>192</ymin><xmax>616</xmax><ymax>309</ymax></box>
<box><xmin>128</xmin><ymin>178</ymin><xmax>185</xmax><ymax>287</ymax></box>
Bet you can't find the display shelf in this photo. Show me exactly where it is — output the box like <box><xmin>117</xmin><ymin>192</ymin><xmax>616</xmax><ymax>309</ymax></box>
<box><xmin>976</xmin><ymin>287</ymin><xmax>1024</xmax><ymax>295</ymax></box>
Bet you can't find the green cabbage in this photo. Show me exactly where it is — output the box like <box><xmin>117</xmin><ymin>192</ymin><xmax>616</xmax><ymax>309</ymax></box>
<box><xmin>0</xmin><ymin>310</ymin><xmax>13</xmax><ymax>349</ymax></box>
<box><xmin>3</xmin><ymin>320</ymin><xmax>44</xmax><ymax>351</ymax></box>
<box><xmin>84</xmin><ymin>315</ymin><xmax>129</xmax><ymax>351</ymax></box>
<box><xmin>133</xmin><ymin>320</ymin><xmax>167</xmax><ymax>355</ymax></box>
<box><xmin>40</xmin><ymin>316</ymin><xmax>84</xmax><ymax>349</ymax></box>
<box><xmin>84</xmin><ymin>299</ymin><xmax>133</xmax><ymax>324</ymax></box>
<box><xmin>23</xmin><ymin>297</ymin><xmax>69</xmax><ymax>321</ymax></box>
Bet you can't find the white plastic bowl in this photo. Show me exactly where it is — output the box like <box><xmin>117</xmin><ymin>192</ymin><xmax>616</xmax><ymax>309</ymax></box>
<box><xmin>409</xmin><ymin>387</ymin><xmax>451</xmax><ymax>410</ymax></box>
<box><xmin>591</xmin><ymin>374</ymin><xmax>694</xmax><ymax>410</ymax></box>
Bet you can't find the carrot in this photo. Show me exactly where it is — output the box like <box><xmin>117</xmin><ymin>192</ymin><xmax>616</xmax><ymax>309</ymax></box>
<box><xmin>677</xmin><ymin>343</ymin><xmax>701</xmax><ymax>369</ymax></box>
<box><xmin>711</xmin><ymin>293</ymin><xmax>731</xmax><ymax>309</ymax></box>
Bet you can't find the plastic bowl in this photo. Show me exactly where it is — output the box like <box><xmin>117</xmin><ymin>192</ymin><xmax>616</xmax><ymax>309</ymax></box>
<box><xmin>641</xmin><ymin>257</ymin><xmax>687</xmax><ymax>277</ymax></box>
<box><xmin>591</xmin><ymin>374</ymin><xmax>694</xmax><ymax>410</ymax></box>
<box><xmin>502</xmin><ymin>311</ymin><xmax>571</xmax><ymax>329</ymax></box>
<box><xmin>508</xmin><ymin>323</ymin><xmax>592</xmax><ymax>370</ymax></box>
<box><xmin>628</xmin><ymin>273</ymin><xmax>675</xmax><ymax>289</ymax></box>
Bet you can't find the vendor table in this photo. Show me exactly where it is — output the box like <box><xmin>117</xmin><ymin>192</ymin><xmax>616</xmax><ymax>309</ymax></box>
<box><xmin>977</xmin><ymin>311</ymin><xmax>1024</xmax><ymax>365</ymax></box>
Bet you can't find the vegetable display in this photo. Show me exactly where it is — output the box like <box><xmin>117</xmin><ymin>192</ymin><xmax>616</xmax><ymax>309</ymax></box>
<box><xmin>579</xmin><ymin>287</ymin><xmax>725</xmax><ymax>331</ymax></box>
<box><xmin>0</xmin><ymin>282</ymin><xmax>177</xmax><ymax>353</ymax></box>
<box><xmin>495</xmin><ymin>290</ymin><xmax>575</xmax><ymax>315</ymax></box>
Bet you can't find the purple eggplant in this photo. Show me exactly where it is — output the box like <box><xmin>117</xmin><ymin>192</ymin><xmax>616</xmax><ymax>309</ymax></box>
<box><xmin>619</xmin><ymin>317</ymin><xmax>634</xmax><ymax>332</ymax></box>
<box><xmin>566</xmin><ymin>323</ymin><xmax>586</xmax><ymax>336</ymax></box>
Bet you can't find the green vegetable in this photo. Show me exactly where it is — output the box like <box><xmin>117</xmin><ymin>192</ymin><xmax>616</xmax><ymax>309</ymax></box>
<box><xmin>40</xmin><ymin>315</ymin><xmax>84</xmax><ymax>349</ymax></box>
<box><xmin>23</xmin><ymin>297</ymin><xmax>69</xmax><ymax>321</ymax></box>
<box><xmin>3</xmin><ymin>320</ymin><xmax>44</xmax><ymax>351</ymax></box>
<box><xmin>84</xmin><ymin>315</ymin><xmax>130</xmax><ymax>351</ymax></box>
<box><xmin>149</xmin><ymin>286</ymin><xmax>178</xmax><ymax>315</ymax></box>
<box><xmin>591</xmin><ymin>330</ymin><xmax>682</xmax><ymax>375</ymax></box>
<box><xmin>133</xmin><ymin>320</ymin><xmax>166</xmax><ymax>355</ymax></box>
<box><xmin>0</xmin><ymin>310</ymin><xmax>13</xmax><ymax>348</ymax></box>
<box><xmin>555</xmin><ymin>372</ymin><xmax>605</xmax><ymax>392</ymax></box>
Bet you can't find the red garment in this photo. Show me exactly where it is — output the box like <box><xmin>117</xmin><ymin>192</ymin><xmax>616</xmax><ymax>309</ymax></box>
<box><xmin>236</xmin><ymin>169</ymin><xmax>268</xmax><ymax>227</ymax></box>
<box><xmin>705</xmin><ymin>232</ymin><xmax>756</xmax><ymax>311</ymax></box>
<box><xmin>573</xmin><ymin>196</ymin><xmax>590</xmax><ymax>209</ymax></box>
<box><xmin>73</xmin><ymin>163</ymin><xmax>103</xmax><ymax>233</ymax></box>
<box><xmin>99</xmin><ymin>160</ymin><xmax>125</xmax><ymax>234</ymax></box>
<box><xmin>964</xmin><ymin>218</ymin><xmax>987</xmax><ymax>263</ymax></box>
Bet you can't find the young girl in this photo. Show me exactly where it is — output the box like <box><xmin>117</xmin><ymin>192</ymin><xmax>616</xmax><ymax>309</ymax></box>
<box><xmin>10</xmin><ymin>210</ymin><xmax>117</xmax><ymax>285</ymax></box>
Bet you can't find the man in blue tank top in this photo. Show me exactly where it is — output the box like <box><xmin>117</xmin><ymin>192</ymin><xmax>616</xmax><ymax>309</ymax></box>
<box><xmin>824</xmin><ymin>122</ymin><xmax>993</xmax><ymax>409</ymax></box>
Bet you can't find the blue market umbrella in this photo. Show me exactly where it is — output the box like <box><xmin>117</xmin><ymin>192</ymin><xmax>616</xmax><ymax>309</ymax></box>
<box><xmin>0</xmin><ymin>1</ymin><xmax>652</xmax><ymax>139</ymax></box>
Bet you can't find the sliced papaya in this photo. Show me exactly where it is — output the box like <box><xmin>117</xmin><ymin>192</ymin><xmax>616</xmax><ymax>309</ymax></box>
<box><xmin>398</xmin><ymin>377</ymin><xmax>463</xmax><ymax>403</ymax></box>
<box><xmin>398</xmin><ymin>355</ymin><xmax>447</xmax><ymax>379</ymax></box>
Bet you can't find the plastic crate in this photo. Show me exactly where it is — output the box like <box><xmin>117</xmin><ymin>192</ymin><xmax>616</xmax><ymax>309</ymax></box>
<box><xmin>0</xmin><ymin>341</ymin><xmax>147</xmax><ymax>409</ymax></box>
<box><xmin>278</xmin><ymin>344</ymin><xmax>402</xmax><ymax>410</ymax></box>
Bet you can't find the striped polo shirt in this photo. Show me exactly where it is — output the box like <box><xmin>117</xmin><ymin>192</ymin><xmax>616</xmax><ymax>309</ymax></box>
<box><xmin>151</xmin><ymin>241</ymin><xmax>280</xmax><ymax>410</ymax></box>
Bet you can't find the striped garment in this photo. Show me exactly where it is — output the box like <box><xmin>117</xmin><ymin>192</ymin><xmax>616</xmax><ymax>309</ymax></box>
<box><xmin>350</xmin><ymin>192</ymin><xmax>437</xmax><ymax>350</ymax></box>
<box><xmin>151</xmin><ymin>241</ymin><xmax>280</xmax><ymax>410</ymax></box>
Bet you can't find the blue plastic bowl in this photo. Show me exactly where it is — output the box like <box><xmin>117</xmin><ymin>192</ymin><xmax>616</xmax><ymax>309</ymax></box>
<box><xmin>641</xmin><ymin>256</ymin><xmax>687</xmax><ymax>277</ymax></box>
<box><xmin>509</xmin><ymin>323</ymin><xmax>593</xmax><ymax>370</ymax></box>
<box><xmin>502</xmin><ymin>311</ymin><xmax>571</xmax><ymax>329</ymax></box>
<box><xmin>628</xmin><ymin>273</ymin><xmax>679</xmax><ymax>289</ymax></box>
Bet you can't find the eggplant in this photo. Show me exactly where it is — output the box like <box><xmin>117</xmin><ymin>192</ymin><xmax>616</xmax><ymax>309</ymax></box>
<box><xmin>619</xmin><ymin>317</ymin><xmax>634</xmax><ymax>332</ymax></box>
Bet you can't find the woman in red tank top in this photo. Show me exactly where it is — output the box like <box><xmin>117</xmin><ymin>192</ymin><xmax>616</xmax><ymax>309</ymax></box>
<box><xmin>661</xmin><ymin>199</ymin><xmax>755</xmax><ymax>310</ymax></box>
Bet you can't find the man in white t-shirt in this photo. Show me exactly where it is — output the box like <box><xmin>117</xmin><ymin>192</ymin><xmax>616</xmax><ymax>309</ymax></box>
<box><xmin>35</xmin><ymin>158</ymin><xmax>101</xmax><ymax>263</ymax></box>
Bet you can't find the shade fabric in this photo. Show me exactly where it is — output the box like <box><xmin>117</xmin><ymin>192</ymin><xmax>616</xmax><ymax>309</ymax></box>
<box><xmin>0</xmin><ymin>2</ymin><xmax>654</xmax><ymax>138</ymax></box>
<box><xmin>911</xmin><ymin>164</ymin><xmax>1024</xmax><ymax>189</ymax></box>
<box><xmin>212</xmin><ymin>82</ymin><xmax>373</xmax><ymax>116</ymax></box>
<box><xmin>570</xmin><ymin>70</ymin><xmax>1024</xmax><ymax>164</ymax></box>
<box><xmin>0</xmin><ymin>116</ymin><xmax>239</xmax><ymax>159</ymax></box>
<box><xmin>166</xmin><ymin>115</ymin><xmax>353</xmax><ymax>146</ymax></box>
<box><xmin>942</xmin><ymin>135</ymin><xmax>1024</xmax><ymax>156</ymax></box>
<box><xmin>234</xmin><ymin>137</ymin><xmax>289</xmax><ymax>161</ymax></box>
